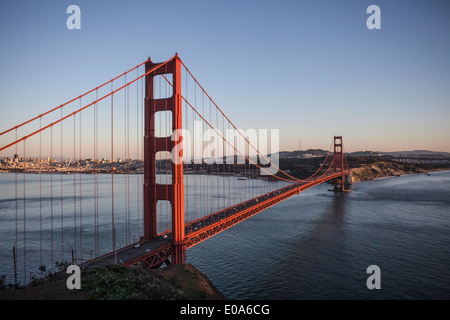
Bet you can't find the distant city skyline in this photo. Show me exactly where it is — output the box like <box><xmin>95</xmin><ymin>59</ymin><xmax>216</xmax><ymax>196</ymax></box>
<box><xmin>1</xmin><ymin>0</ymin><xmax>449</xmax><ymax>155</ymax></box>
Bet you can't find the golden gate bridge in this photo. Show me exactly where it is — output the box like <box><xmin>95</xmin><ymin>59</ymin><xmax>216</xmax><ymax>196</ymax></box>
<box><xmin>0</xmin><ymin>54</ymin><xmax>350</xmax><ymax>286</ymax></box>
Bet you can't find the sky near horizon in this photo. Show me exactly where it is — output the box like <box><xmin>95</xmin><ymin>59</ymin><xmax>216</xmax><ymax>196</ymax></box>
<box><xmin>0</xmin><ymin>0</ymin><xmax>449</xmax><ymax>155</ymax></box>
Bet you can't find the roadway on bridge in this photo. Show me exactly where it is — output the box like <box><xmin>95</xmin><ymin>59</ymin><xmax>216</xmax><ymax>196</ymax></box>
<box><xmin>83</xmin><ymin>172</ymin><xmax>348</xmax><ymax>269</ymax></box>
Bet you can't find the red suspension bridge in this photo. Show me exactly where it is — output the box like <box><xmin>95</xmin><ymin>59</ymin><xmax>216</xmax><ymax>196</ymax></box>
<box><xmin>0</xmin><ymin>54</ymin><xmax>350</xmax><ymax>286</ymax></box>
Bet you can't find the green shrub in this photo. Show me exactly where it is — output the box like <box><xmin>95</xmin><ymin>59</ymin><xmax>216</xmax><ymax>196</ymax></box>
<box><xmin>83</xmin><ymin>265</ymin><xmax>189</xmax><ymax>300</ymax></box>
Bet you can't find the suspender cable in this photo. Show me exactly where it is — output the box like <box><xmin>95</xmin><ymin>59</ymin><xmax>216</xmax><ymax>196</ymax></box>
<box><xmin>60</xmin><ymin>107</ymin><xmax>64</xmax><ymax>262</ymax></box>
<box><xmin>124</xmin><ymin>74</ymin><xmax>128</xmax><ymax>245</ymax></box>
<box><xmin>111</xmin><ymin>81</ymin><xmax>116</xmax><ymax>262</ymax></box>
<box><xmin>136</xmin><ymin>68</ymin><xmax>140</xmax><ymax>241</ymax></box>
<box><xmin>184</xmin><ymin>66</ymin><xmax>189</xmax><ymax>228</ymax></box>
<box><xmin>158</xmin><ymin>73</ymin><xmax>297</xmax><ymax>182</ymax></box>
<box><xmin>14</xmin><ymin>128</ymin><xmax>18</xmax><ymax>270</ymax></box>
<box><xmin>94</xmin><ymin>89</ymin><xmax>99</xmax><ymax>256</ymax></box>
<box><xmin>0</xmin><ymin>59</ymin><xmax>151</xmax><ymax>137</ymax></box>
<box><xmin>73</xmin><ymin>112</ymin><xmax>77</xmax><ymax>261</ymax></box>
<box><xmin>50</xmin><ymin>127</ymin><xmax>54</xmax><ymax>273</ymax></box>
<box><xmin>22</xmin><ymin>140</ymin><xmax>26</xmax><ymax>285</ymax></box>
<box><xmin>39</xmin><ymin>118</ymin><xmax>43</xmax><ymax>268</ymax></box>
<box><xmin>127</xmin><ymin>74</ymin><xmax>130</xmax><ymax>245</ymax></box>
<box><xmin>79</xmin><ymin>97</ymin><xmax>83</xmax><ymax>261</ymax></box>
<box><xmin>137</xmin><ymin>69</ymin><xmax>143</xmax><ymax>240</ymax></box>
<box><xmin>0</xmin><ymin>57</ymin><xmax>175</xmax><ymax>153</ymax></box>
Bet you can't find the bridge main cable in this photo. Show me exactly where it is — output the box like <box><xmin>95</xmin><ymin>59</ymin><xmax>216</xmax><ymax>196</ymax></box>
<box><xmin>179</xmin><ymin>59</ymin><xmax>306</xmax><ymax>182</ymax></box>
<box><xmin>0</xmin><ymin>59</ymin><xmax>151</xmax><ymax>137</ymax></box>
<box><xmin>172</xmin><ymin>59</ymin><xmax>341</xmax><ymax>183</ymax></box>
<box><xmin>0</xmin><ymin>56</ymin><xmax>176</xmax><ymax>152</ymax></box>
<box><xmin>158</xmin><ymin>72</ymin><xmax>297</xmax><ymax>182</ymax></box>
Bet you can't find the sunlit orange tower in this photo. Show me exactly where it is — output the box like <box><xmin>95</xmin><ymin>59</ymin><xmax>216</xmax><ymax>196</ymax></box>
<box><xmin>143</xmin><ymin>54</ymin><xmax>185</xmax><ymax>264</ymax></box>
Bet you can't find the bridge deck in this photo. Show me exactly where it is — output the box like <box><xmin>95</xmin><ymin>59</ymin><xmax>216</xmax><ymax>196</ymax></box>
<box><xmin>83</xmin><ymin>237</ymin><xmax>173</xmax><ymax>269</ymax></box>
<box><xmin>81</xmin><ymin>171</ymin><xmax>349</xmax><ymax>269</ymax></box>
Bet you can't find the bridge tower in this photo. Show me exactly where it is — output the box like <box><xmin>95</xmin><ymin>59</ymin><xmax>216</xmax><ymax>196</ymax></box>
<box><xmin>143</xmin><ymin>54</ymin><xmax>186</xmax><ymax>264</ymax></box>
<box><xmin>333</xmin><ymin>135</ymin><xmax>346</xmax><ymax>192</ymax></box>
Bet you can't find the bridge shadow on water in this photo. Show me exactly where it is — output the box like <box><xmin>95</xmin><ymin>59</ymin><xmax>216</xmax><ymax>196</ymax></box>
<box><xmin>264</xmin><ymin>191</ymin><xmax>353</xmax><ymax>299</ymax></box>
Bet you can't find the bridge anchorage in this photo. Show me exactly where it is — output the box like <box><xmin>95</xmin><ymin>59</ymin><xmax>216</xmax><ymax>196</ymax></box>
<box><xmin>0</xmin><ymin>54</ymin><xmax>351</xmax><ymax>285</ymax></box>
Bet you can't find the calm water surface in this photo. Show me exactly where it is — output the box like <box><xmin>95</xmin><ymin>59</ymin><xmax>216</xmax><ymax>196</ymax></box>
<box><xmin>1</xmin><ymin>171</ymin><xmax>449</xmax><ymax>299</ymax></box>
<box><xmin>187</xmin><ymin>171</ymin><xmax>450</xmax><ymax>299</ymax></box>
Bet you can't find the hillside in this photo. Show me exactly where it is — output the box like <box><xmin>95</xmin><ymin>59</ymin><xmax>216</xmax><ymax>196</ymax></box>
<box><xmin>349</xmin><ymin>161</ymin><xmax>428</xmax><ymax>183</ymax></box>
<box><xmin>278</xmin><ymin>149</ymin><xmax>328</xmax><ymax>158</ymax></box>
<box><xmin>278</xmin><ymin>151</ymin><xmax>450</xmax><ymax>182</ymax></box>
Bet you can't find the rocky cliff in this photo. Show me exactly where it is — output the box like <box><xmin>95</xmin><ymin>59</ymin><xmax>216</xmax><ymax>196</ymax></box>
<box><xmin>350</xmin><ymin>161</ymin><xmax>427</xmax><ymax>183</ymax></box>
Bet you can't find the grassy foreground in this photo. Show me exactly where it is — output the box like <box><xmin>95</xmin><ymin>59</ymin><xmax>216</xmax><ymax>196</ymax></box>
<box><xmin>0</xmin><ymin>263</ymin><xmax>226</xmax><ymax>300</ymax></box>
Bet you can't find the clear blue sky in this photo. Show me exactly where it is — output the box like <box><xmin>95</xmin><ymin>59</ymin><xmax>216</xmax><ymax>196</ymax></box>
<box><xmin>1</xmin><ymin>0</ymin><xmax>449</xmax><ymax>153</ymax></box>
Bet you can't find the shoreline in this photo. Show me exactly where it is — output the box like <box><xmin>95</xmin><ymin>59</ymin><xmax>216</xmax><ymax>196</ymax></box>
<box><xmin>350</xmin><ymin>163</ymin><xmax>450</xmax><ymax>184</ymax></box>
